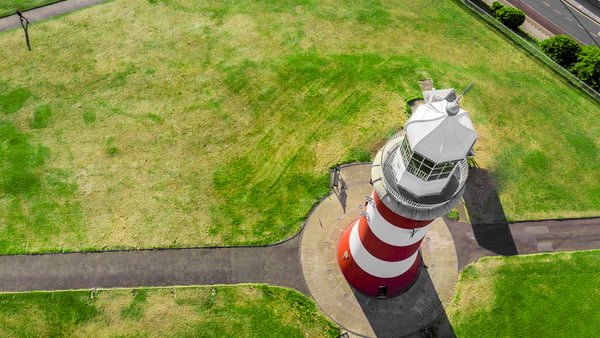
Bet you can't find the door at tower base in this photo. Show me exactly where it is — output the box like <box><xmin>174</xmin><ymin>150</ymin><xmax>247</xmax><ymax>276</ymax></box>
<box><xmin>337</xmin><ymin>218</ymin><xmax>423</xmax><ymax>297</ymax></box>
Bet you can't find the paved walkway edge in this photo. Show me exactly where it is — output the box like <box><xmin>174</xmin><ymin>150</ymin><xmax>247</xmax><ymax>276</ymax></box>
<box><xmin>0</xmin><ymin>0</ymin><xmax>107</xmax><ymax>32</ymax></box>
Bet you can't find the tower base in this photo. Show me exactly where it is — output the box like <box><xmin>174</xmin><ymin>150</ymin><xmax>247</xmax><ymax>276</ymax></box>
<box><xmin>337</xmin><ymin>220</ymin><xmax>422</xmax><ymax>298</ymax></box>
<box><xmin>300</xmin><ymin>163</ymin><xmax>459</xmax><ymax>337</ymax></box>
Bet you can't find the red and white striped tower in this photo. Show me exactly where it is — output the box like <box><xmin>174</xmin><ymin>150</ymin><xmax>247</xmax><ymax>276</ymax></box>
<box><xmin>337</xmin><ymin>83</ymin><xmax>478</xmax><ymax>298</ymax></box>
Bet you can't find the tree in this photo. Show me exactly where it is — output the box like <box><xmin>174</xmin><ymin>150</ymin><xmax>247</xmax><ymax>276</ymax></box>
<box><xmin>539</xmin><ymin>35</ymin><xmax>582</xmax><ymax>68</ymax></box>
<box><xmin>491</xmin><ymin>1</ymin><xmax>504</xmax><ymax>16</ymax></box>
<box><xmin>495</xmin><ymin>6</ymin><xmax>526</xmax><ymax>29</ymax></box>
<box><xmin>570</xmin><ymin>45</ymin><xmax>600</xmax><ymax>91</ymax></box>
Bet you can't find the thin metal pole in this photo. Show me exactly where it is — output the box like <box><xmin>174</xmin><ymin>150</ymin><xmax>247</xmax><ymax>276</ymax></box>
<box><xmin>16</xmin><ymin>10</ymin><xmax>31</xmax><ymax>51</ymax></box>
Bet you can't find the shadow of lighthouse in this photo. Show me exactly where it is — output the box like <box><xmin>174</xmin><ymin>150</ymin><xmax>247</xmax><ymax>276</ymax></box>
<box><xmin>463</xmin><ymin>167</ymin><xmax>518</xmax><ymax>256</ymax></box>
<box><xmin>349</xmin><ymin>263</ymin><xmax>455</xmax><ymax>337</ymax></box>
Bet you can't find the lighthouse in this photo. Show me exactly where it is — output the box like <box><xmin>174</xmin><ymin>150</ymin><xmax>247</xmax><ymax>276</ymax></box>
<box><xmin>337</xmin><ymin>82</ymin><xmax>478</xmax><ymax>298</ymax></box>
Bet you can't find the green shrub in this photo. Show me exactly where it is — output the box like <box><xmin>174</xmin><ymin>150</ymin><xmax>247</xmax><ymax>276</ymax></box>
<box><xmin>494</xmin><ymin>6</ymin><xmax>525</xmax><ymax>29</ymax></box>
<box><xmin>491</xmin><ymin>1</ymin><xmax>504</xmax><ymax>16</ymax></box>
<box><xmin>539</xmin><ymin>35</ymin><xmax>582</xmax><ymax>68</ymax></box>
<box><xmin>448</xmin><ymin>208</ymin><xmax>459</xmax><ymax>221</ymax></box>
<box><xmin>570</xmin><ymin>45</ymin><xmax>600</xmax><ymax>91</ymax></box>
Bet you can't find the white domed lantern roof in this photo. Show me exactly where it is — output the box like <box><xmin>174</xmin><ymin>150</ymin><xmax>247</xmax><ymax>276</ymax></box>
<box><xmin>405</xmin><ymin>88</ymin><xmax>477</xmax><ymax>163</ymax></box>
<box><xmin>384</xmin><ymin>84</ymin><xmax>479</xmax><ymax>199</ymax></box>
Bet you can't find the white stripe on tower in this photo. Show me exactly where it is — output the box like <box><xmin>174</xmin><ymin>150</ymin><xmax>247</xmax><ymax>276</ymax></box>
<box><xmin>348</xmin><ymin>222</ymin><xmax>420</xmax><ymax>278</ymax></box>
<box><xmin>365</xmin><ymin>193</ymin><xmax>432</xmax><ymax>247</ymax></box>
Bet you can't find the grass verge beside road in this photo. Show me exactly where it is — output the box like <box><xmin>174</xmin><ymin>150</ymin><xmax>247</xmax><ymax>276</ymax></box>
<box><xmin>0</xmin><ymin>0</ymin><xmax>61</xmax><ymax>17</ymax></box>
<box><xmin>0</xmin><ymin>0</ymin><xmax>598</xmax><ymax>253</ymax></box>
<box><xmin>447</xmin><ymin>250</ymin><xmax>600</xmax><ymax>336</ymax></box>
<box><xmin>0</xmin><ymin>285</ymin><xmax>338</xmax><ymax>337</ymax></box>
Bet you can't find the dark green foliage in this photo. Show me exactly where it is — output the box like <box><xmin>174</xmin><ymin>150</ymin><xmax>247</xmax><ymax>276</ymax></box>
<box><xmin>540</xmin><ymin>35</ymin><xmax>582</xmax><ymax>68</ymax></box>
<box><xmin>0</xmin><ymin>87</ymin><xmax>31</xmax><ymax>115</ymax></box>
<box><xmin>30</xmin><ymin>104</ymin><xmax>52</xmax><ymax>129</ymax></box>
<box><xmin>490</xmin><ymin>1</ymin><xmax>503</xmax><ymax>16</ymax></box>
<box><xmin>447</xmin><ymin>208</ymin><xmax>459</xmax><ymax>220</ymax></box>
<box><xmin>570</xmin><ymin>45</ymin><xmax>600</xmax><ymax>91</ymax></box>
<box><xmin>494</xmin><ymin>6</ymin><xmax>525</xmax><ymax>29</ymax></box>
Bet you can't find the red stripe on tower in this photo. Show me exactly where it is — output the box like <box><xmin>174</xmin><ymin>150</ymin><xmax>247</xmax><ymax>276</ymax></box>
<box><xmin>337</xmin><ymin>218</ymin><xmax>422</xmax><ymax>297</ymax></box>
<box><xmin>372</xmin><ymin>190</ymin><xmax>432</xmax><ymax>229</ymax></box>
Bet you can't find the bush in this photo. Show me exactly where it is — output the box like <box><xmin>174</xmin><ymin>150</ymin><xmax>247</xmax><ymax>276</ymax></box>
<box><xmin>495</xmin><ymin>6</ymin><xmax>526</xmax><ymax>29</ymax></box>
<box><xmin>539</xmin><ymin>35</ymin><xmax>582</xmax><ymax>68</ymax></box>
<box><xmin>570</xmin><ymin>45</ymin><xmax>600</xmax><ymax>92</ymax></box>
<box><xmin>448</xmin><ymin>209</ymin><xmax>459</xmax><ymax>221</ymax></box>
<box><xmin>491</xmin><ymin>1</ymin><xmax>504</xmax><ymax>16</ymax></box>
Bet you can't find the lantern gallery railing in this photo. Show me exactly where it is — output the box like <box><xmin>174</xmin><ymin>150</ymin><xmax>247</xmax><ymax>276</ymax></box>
<box><xmin>380</xmin><ymin>132</ymin><xmax>469</xmax><ymax>211</ymax></box>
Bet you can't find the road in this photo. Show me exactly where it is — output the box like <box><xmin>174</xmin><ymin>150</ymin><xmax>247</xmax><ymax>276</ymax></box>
<box><xmin>510</xmin><ymin>0</ymin><xmax>600</xmax><ymax>45</ymax></box>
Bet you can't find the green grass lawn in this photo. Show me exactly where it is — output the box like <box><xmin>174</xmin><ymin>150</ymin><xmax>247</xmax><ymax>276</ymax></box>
<box><xmin>0</xmin><ymin>0</ymin><xmax>598</xmax><ymax>253</ymax></box>
<box><xmin>0</xmin><ymin>0</ymin><xmax>59</xmax><ymax>17</ymax></box>
<box><xmin>447</xmin><ymin>250</ymin><xmax>600</xmax><ymax>337</ymax></box>
<box><xmin>0</xmin><ymin>285</ymin><xmax>338</xmax><ymax>337</ymax></box>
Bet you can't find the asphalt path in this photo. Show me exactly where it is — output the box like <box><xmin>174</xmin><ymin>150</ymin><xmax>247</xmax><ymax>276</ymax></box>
<box><xmin>510</xmin><ymin>0</ymin><xmax>600</xmax><ymax>45</ymax></box>
<box><xmin>0</xmin><ymin>0</ymin><xmax>107</xmax><ymax>32</ymax></box>
<box><xmin>0</xmin><ymin>236</ymin><xmax>310</xmax><ymax>295</ymax></box>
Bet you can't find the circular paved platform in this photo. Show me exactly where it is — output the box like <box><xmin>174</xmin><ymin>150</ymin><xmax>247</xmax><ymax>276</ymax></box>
<box><xmin>300</xmin><ymin>163</ymin><xmax>458</xmax><ymax>337</ymax></box>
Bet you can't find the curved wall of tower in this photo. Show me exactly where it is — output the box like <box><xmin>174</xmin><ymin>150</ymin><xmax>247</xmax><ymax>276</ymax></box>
<box><xmin>337</xmin><ymin>134</ymin><xmax>467</xmax><ymax>297</ymax></box>
<box><xmin>337</xmin><ymin>189</ymin><xmax>433</xmax><ymax>297</ymax></box>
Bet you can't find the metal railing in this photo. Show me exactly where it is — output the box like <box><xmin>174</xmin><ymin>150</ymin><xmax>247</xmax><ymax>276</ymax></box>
<box><xmin>379</xmin><ymin>133</ymin><xmax>469</xmax><ymax>211</ymax></box>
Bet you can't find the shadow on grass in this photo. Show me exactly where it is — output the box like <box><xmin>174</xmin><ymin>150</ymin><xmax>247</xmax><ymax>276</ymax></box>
<box><xmin>463</xmin><ymin>167</ymin><xmax>518</xmax><ymax>256</ymax></box>
<box><xmin>349</xmin><ymin>262</ymin><xmax>455</xmax><ymax>338</ymax></box>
